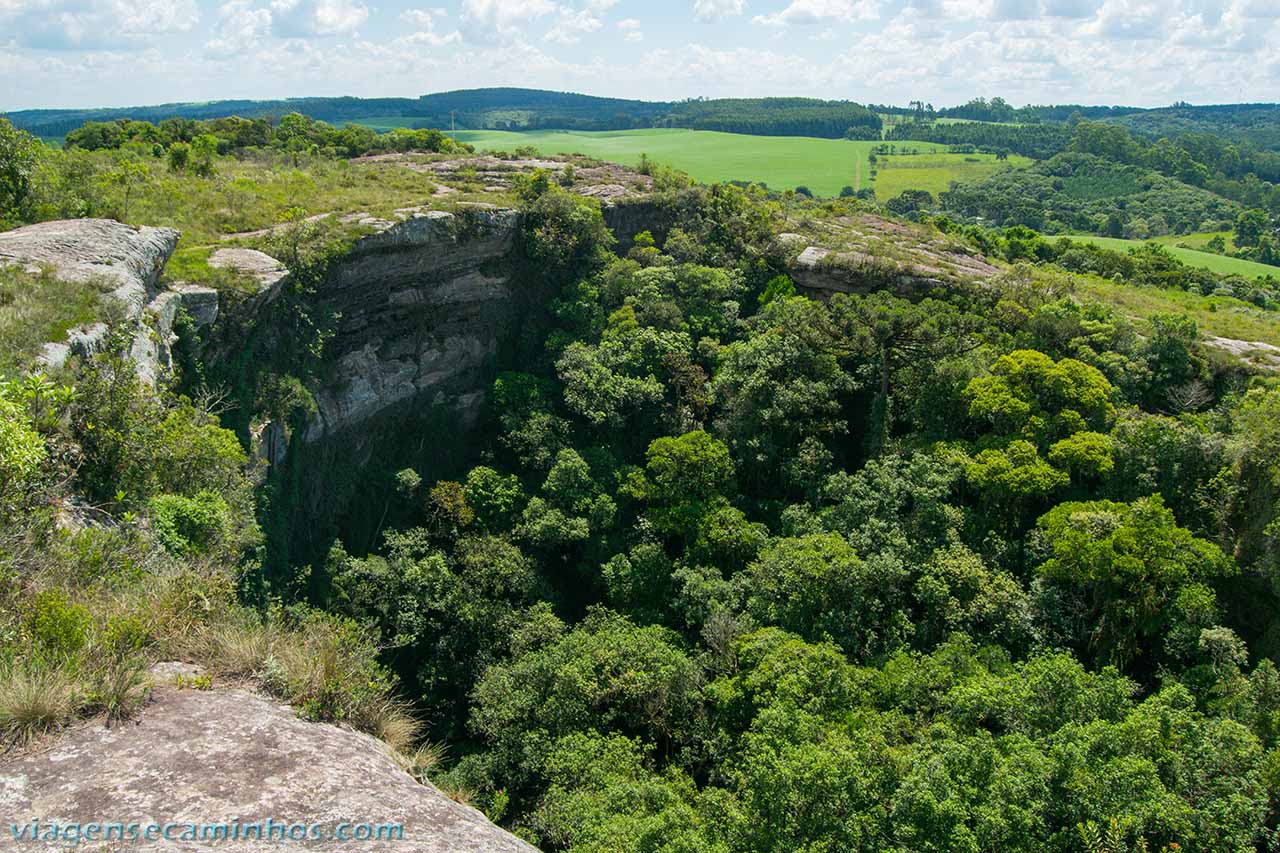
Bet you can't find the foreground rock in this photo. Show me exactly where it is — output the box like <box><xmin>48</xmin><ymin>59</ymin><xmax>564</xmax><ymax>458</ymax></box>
<box><xmin>0</xmin><ymin>219</ymin><xmax>216</xmax><ymax>380</ymax></box>
<box><xmin>0</xmin><ymin>679</ymin><xmax>537</xmax><ymax>852</ymax></box>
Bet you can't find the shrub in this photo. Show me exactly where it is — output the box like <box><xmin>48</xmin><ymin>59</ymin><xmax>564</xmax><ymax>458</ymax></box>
<box><xmin>148</xmin><ymin>491</ymin><xmax>231</xmax><ymax>556</ymax></box>
<box><xmin>0</xmin><ymin>392</ymin><xmax>46</xmax><ymax>513</ymax></box>
<box><xmin>28</xmin><ymin>589</ymin><xmax>91</xmax><ymax>661</ymax></box>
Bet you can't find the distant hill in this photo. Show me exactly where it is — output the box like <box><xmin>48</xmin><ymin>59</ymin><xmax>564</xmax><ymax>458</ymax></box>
<box><xmin>4</xmin><ymin>88</ymin><xmax>880</xmax><ymax>140</ymax></box>
<box><xmin>3</xmin><ymin>96</ymin><xmax>423</xmax><ymax>139</ymax></box>
<box><xmin>1108</xmin><ymin>103</ymin><xmax>1280</xmax><ymax>150</ymax></box>
<box><xmin>6</xmin><ymin>89</ymin><xmax>1280</xmax><ymax>149</ymax></box>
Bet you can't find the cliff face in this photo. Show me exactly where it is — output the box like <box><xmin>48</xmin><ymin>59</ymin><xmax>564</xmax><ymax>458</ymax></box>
<box><xmin>302</xmin><ymin>207</ymin><xmax>523</xmax><ymax>444</ymax></box>
<box><xmin>202</xmin><ymin>205</ymin><xmax>548</xmax><ymax>559</ymax></box>
<box><xmin>1</xmin><ymin>668</ymin><xmax>538</xmax><ymax>853</ymax></box>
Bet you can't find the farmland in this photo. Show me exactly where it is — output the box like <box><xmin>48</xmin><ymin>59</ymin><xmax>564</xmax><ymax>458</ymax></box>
<box><xmin>437</xmin><ymin>127</ymin><xmax>1026</xmax><ymax>199</ymax></box>
<box><xmin>1047</xmin><ymin>234</ymin><xmax>1278</xmax><ymax>279</ymax></box>
<box><xmin>872</xmin><ymin>150</ymin><xmax>1032</xmax><ymax>199</ymax></box>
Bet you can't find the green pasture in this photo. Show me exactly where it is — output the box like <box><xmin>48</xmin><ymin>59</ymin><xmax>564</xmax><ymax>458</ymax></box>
<box><xmin>440</xmin><ymin>127</ymin><xmax>1024</xmax><ymax>200</ymax></box>
<box><xmin>872</xmin><ymin>151</ymin><xmax>1032</xmax><ymax>199</ymax></box>
<box><xmin>1048</xmin><ymin>234</ymin><xmax>1277</xmax><ymax>279</ymax></box>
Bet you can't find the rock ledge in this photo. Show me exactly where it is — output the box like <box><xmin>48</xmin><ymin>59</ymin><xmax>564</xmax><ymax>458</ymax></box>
<box><xmin>0</xmin><ymin>677</ymin><xmax>537</xmax><ymax>852</ymax></box>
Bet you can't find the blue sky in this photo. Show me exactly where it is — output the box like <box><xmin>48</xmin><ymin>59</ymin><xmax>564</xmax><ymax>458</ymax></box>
<box><xmin>1</xmin><ymin>0</ymin><xmax>1278</xmax><ymax>111</ymax></box>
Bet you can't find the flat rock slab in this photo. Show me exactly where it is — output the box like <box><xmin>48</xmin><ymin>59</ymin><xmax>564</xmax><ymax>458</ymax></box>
<box><xmin>0</xmin><ymin>685</ymin><xmax>538</xmax><ymax>852</ymax></box>
<box><xmin>0</xmin><ymin>219</ymin><xmax>179</xmax><ymax>311</ymax></box>
<box><xmin>207</xmin><ymin>248</ymin><xmax>287</xmax><ymax>289</ymax></box>
<box><xmin>1206</xmin><ymin>335</ymin><xmax>1280</xmax><ymax>370</ymax></box>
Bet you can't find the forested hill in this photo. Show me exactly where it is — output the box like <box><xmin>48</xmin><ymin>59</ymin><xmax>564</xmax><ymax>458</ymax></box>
<box><xmin>7</xmin><ymin>88</ymin><xmax>1280</xmax><ymax>144</ymax></box>
<box><xmin>3</xmin><ymin>88</ymin><xmax>883</xmax><ymax>139</ymax></box>
<box><xmin>2</xmin><ymin>96</ymin><xmax>423</xmax><ymax>140</ymax></box>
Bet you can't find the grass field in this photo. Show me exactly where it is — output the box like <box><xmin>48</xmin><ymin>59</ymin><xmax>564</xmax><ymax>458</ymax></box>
<box><xmin>873</xmin><ymin>151</ymin><xmax>1032</xmax><ymax>199</ymax></box>
<box><xmin>438</xmin><ymin>127</ymin><xmax>1024</xmax><ymax>199</ymax></box>
<box><xmin>1151</xmin><ymin>231</ymin><xmax>1238</xmax><ymax>253</ymax></box>
<box><xmin>1075</xmin><ymin>275</ymin><xmax>1280</xmax><ymax>347</ymax></box>
<box><xmin>1048</xmin><ymin>234</ymin><xmax>1277</xmax><ymax>279</ymax></box>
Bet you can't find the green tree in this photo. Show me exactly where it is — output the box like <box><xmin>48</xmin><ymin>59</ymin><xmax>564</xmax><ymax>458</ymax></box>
<box><xmin>469</xmin><ymin>609</ymin><xmax>703</xmax><ymax>797</ymax></box>
<box><xmin>166</xmin><ymin>141</ymin><xmax>191</xmax><ymax>173</ymax></box>
<box><xmin>741</xmin><ymin>532</ymin><xmax>908</xmax><ymax>659</ymax></box>
<box><xmin>1235</xmin><ymin>209</ymin><xmax>1270</xmax><ymax>248</ymax></box>
<box><xmin>0</xmin><ymin>118</ymin><xmax>40</xmax><ymax>224</ymax></box>
<box><xmin>107</xmin><ymin>155</ymin><xmax>150</xmax><ymax>221</ymax></box>
<box><xmin>1034</xmin><ymin>495</ymin><xmax>1236</xmax><ymax>671</ymax></box>
<box><xmin>632</xmin><ymin>430</ymin><xmax>734</xmax><ymax>535</ymax></box>
<box><xmin>964</xmin><ymin>349</ymin><xmax>1115</xmax><ymax>445</ymax></box>
<box><xmin>830</xmin><ymin>293</ymin><xmax>983</xmax><ymax>453</ymax></box>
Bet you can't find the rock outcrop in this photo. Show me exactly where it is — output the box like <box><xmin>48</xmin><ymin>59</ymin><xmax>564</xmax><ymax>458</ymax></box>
<box><xmin>0</xmin><ymin>218</ymin><xmax>178</xmax><ymax>308</ymax></box>
<box><xmin>208</xmin><ymin>248</ymin><xmax>287</xmax><ymax>289</ymax></box>
<box><xmin>784</xmin><ymin>213</ymin><xmax>1001</xmax><ymax>298</ymax></box>
<box><xmin>0</xmin><ymin>219</ymin><xmax>217</xmax><ymax>381</ymax></box>
<box><xmin>0</xmin><ymin>674</ymin><xmax>537</xmax><ymax>852</ymax></box>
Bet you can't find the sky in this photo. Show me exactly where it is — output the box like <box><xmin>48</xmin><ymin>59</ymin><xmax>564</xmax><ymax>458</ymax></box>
<box><xmin>1</xmin><ymin>0</ymin><xmax>1278</xmax><ymax>112</ymax></box>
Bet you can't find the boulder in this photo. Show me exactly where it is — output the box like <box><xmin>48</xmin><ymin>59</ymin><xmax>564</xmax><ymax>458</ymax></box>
<box><xmin>0</xmin><ymin>679</ymin><xmax>539</xmax><ymax>852</ymax></box>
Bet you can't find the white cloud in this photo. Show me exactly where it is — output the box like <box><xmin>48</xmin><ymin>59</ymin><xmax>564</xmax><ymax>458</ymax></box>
<box><xmin>693</xmin><ymin>0</ymin><xmax>746</xmax><ymax>21</ymax></box>
<box><xmin>544</xmin><ymin>0</ymin><xmax>617</xmax><ymax>44</ymax></box>
<box><xmin>206</xmin><ymin>0</ymin><xmax>272</xmax><ymax>56</ymax></box>
<box><xmin>269</xmin><ymin>0</ymin><xmax>368</xmax><ymax>36</ymax></box>
<box><xmin>753</xmin><ymin>0</ymin><xmax>878</xmax><ymax>26</ymax></box>
<box><xmin>1080</xmin><ymin>0</ymin><xmax>1164</xmax><ymax>39</ymax></box>
<box><xmin>461</xmin><ymin>0</ymin><xmax>557</xmax><ymax>37</ymax></box>
<box><xmin>618</xmin><ymin>17</ymin><xmax>644</xmax><ymax>40</ymax></box>
<box><xmin>0</xmin><ymin>0</ymin><xmax>198</xmax><ymax>49</ymax></box>
<box><xmin>399</xmin><ymin>7</ymin><xmax>462</xmax><ymax>45</ymax></box>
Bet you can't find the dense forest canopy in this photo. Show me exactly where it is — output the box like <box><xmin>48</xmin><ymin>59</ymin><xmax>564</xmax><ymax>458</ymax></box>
<box><xmin>6</xmin><ymin>104</ymin><xmax>1280</xmax><ymax>852</ymax></box>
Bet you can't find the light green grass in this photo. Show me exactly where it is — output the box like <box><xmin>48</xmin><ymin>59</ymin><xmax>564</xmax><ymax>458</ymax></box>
<box><xmin>1151</xmin><ymin>231</ymin><xmax>1237</xmax><ymax>253</ymax></box>
<box><xmin>340</xmin><ymin>116</ymin><xmax>434</xmax><ymax>132</ymax></box>
<box><xmin>451</xmin><ymin>128</ymin><xmax>877</xmax><ymax>197</ymax></box>
<box><xmin>1048</xmin><ymin>234</ymin><xmax>1278</xmax><ymax>279</ymax></box>
<box><xmin>0</xmin><ymin>266</ymin><xmax>113</xmax><ymax>375</ymax></box>
<box><xmin>448</xmin><ymin>128</ymin><xmax>985</xmax><ymax>199</ymax></box>
<box><xmin>872</xmin><ymin>152</ymin><xmax>1032</xmax><ymax>200</ymax></box>
<box><xmin>1073</xmin><ymin>275</ymin><xmax>1280</xmax><ymax>348</ymax></box>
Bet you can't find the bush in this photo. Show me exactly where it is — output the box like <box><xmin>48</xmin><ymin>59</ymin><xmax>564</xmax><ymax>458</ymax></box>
<box><xmin>148</xmin><ymin>491</ymin><xmax>231</xmax><ymax>556</ymax></box>
<box><xmin>0</xmin><ymin>391</ymin><xmax>46</xmax><ymax>514</ymax></box>
<box><xmin>28</xmin><ymin>589</ymin><xmax>91</xmax><ymax>662</ymax></box>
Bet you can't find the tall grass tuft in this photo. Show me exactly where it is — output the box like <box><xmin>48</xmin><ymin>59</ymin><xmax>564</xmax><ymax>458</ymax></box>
<box><xmin>0</xmin><ymin>666</ymin><xmax>78</xmax><ymax>746</ymax></box>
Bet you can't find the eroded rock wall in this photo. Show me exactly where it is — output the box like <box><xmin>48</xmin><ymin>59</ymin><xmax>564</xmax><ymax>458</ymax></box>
<box><xmin>302</xmin><ymin>207</ymin><xmax>523</xmax><ymax>443</ymax></box>
<box><xmin>204</xmin><ymin>205</ymin><xmax>548</xmax><ymax>561</ymax></box>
